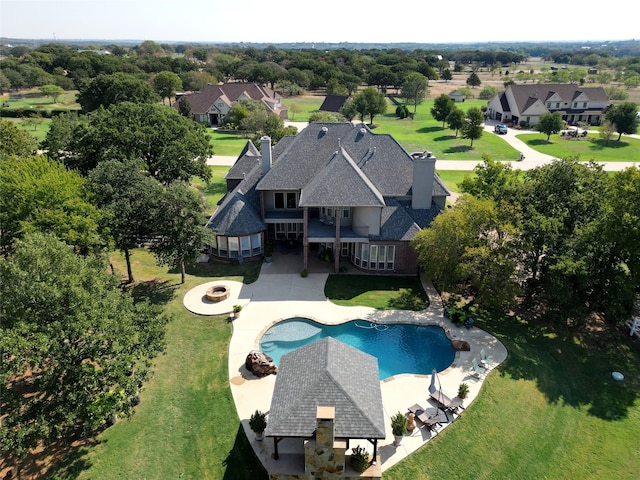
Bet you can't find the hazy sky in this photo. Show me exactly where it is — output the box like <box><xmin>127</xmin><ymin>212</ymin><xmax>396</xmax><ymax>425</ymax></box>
<box><xmin>1</xmin><ymin>0</ymin><xmax>637</xmax><ymax>44</ymax></box>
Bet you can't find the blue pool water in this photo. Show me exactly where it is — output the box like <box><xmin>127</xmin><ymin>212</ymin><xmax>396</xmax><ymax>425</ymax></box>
<box><xmin>259</xmin><ymin>318</ymin><xmax>455</xmax><ymax>380</ymax></box>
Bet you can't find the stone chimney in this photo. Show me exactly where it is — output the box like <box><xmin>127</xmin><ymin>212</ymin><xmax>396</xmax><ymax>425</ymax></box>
<box><xmin>412</xmin><ymin>152</ymin><xmax>436</xmax><ymax>210</ymax></box>
<box><xmin>260</xmin><ymin>136</ymin><xmax>272</xmax><ymax>176</ymax></box>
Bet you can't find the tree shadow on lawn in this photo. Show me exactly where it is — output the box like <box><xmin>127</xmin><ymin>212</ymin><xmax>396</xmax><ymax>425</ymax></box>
<box><xmin>128</xmin><ymin>279</ymin><xmax>178</xmax><ymax>306</ymax></box>
<box><xmin>483</xmin><ymin>313</ymin><xmax>640</xmax><ymax>421</ymax></box>
<box><xmin>433</xmin><ymin>134</ymin><xmax>459</xmax><ymax>142</ymax></box>
<box><xmin>222</xmin><ymin>424</ymin><xmax>268</xmax><ymax>480</ymax></box>
<box><xmin>2</xmin><ymin>437</ymin><xmax>100</xmax><ymax>480</ymax></box>
<box><xmin>443</xmin><ymin>145</ymin><xmax>473</xmax><ymax>154</ymax></box>
<box><xmin>184</xmin><ymin>259</ymin><xmax>262</xmax><ymax>284</ymax></box>
<box><xmin>527</xmin><ymin>139</ymin><xmax>554</xmax><ymax>146</ymax></box>
<box><xmin>417</xmin><ymin>126</ymin><xmax>443</xmax><ymax>134</ymax></box>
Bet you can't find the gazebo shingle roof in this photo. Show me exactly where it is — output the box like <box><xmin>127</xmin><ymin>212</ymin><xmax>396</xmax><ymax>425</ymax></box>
<box><xmin>265</xmin><ymin>337</ymin><xmax>385</xmax><ymax>439</ymax></box>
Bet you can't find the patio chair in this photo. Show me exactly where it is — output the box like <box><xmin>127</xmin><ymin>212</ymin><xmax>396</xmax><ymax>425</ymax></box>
<box><xmin>471</xmin><ymin>357</ymin><xmax>487</xmax><ymax>378</ymax></box>
<box><xmin>479</xmin><ymin>348</ymin><xmax>493</xmax><ymax>367</ymax></box>
<box><xmin>429</xmin><ymin>390</ymin><xmax>464</xmax><ymax>414</ymax></box>
<box><xmin>407</xmin><ymin>404</ymin><xmax>446</xmax><ymax>433</ymax></box>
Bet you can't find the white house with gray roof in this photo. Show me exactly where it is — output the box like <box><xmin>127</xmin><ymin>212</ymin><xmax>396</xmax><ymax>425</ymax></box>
<box><xmin>487</xmin><ymin>83</ymin><xmax>609</xmax><ymax>127</ymax></box>
<box><xmin>205</xmin><ymin>122</ymin><xmax>450</xmax><ymax>274</ymax></box>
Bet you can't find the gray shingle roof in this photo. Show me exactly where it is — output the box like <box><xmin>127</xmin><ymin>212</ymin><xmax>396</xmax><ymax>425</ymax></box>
<box><xmin>206</xmin><ymin>165</ymin><xmax>265</xmax><ymax>236</ymax></box>
<box><xmin>299</xmin><ymin>147</ymin><xmax>385</xmax><ymax>207</ymax></box>
<box><xmin>374</xmin><ymin>198</ymin><xmax>440</xmax><ymax>241</ymax></box>
<box><xmin>257</xmin><ymin>122</ymin><xmax>415</xmax><ymax>197</ymax></box>
<box><xmin>265</xmin><ymin>337</ymin><xmax>385</xmax><ymax>439</ymax></box>
<box><xmin>508</xmin><ymin>84</ymin><xmax>608</xmax><ymax>114</ymax></box>
<box><xmin>225</xmin><ymin>141</ymin><xmax>261</xmax><ymax>181</ymax></box>
<box><xmin>319</xmin><ymin>95</ymin><xmax>349</xmax><ymax>112</ymax></box>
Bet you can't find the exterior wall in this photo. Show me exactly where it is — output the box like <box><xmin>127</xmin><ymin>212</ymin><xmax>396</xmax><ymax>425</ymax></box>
<box><xmin>390</xmin><ymin>240</ymin><xmax>419</xmax><ymax>275</ymax></box>
<box><xmin>352</xmin><ymin>207</ymin><xmax>380</xmax><ymax>236</ymax></box>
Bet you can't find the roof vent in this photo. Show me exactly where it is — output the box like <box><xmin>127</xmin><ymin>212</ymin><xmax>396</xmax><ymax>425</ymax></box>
<box><xmin>360</xmin><ymin>128</ymin><xmax>366</xmax><ymax>135</ymax></box>
<box><xmin>321</xmin><ymin>126</ymin><xmax>328</xmax><ymax>133</ymax></box>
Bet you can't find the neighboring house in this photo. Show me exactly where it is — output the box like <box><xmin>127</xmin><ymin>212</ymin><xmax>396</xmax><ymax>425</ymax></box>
<box><xmin>172</xmin><ymin>82</ymin><xmax>287</xmax><ymax>125</ymax></box>
<box><xmin>319</xmin><ymin>94</ymin><xmax>349</xmax><ymax>113</ymax></box>
<box><xmin>486</xmin><ymin>83</ymin><xmax>609</xmax><ymax>127</ymax></box>
<box><xmin>264</xmin><ymin>337</ymin><xmax>384</xmax><ymax>479</ymax></box>
<box><xmin>205</xmin><ymin>122</ymin><xmax>450</xmax><ymax>274</ymax></box>
<box><xmin>449</xmin><ymin>90</ymin><xmax>465</xmax><ymax>103</ymax></box>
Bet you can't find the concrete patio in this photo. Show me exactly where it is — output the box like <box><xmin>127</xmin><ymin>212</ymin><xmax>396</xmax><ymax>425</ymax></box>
<box><xmin>183</xmin><ymin>260</ymin><xmax>508</xmax><ymax>474</ymax></box>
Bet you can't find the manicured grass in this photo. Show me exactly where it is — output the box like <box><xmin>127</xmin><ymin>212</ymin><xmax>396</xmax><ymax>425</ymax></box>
<box><xmin>191</xmin><ymin>166</ymin><xmax>230</xmax><ymax>215</ymax></box>
<box><xmin>207</xmin><ymin>129</ymin><xmax>251</xmax><ymax>156</ymax></box>
<box><xmin>324</xmin><ymin>274</ymin><xmax>428</xmax><ymax>310</ymax></box>
<box><xmin>2</xmin><ymin>117</ymin><xmax>52</xmax><ymax>144</ymax></box>
<box><xmin>281</xmin><ymin>95</ymin><xmax>324</xmax><ymax>121</ymax></box>
<box><xmin>371</xmin><ymin>99</ymin><xmax>522</xmax><ymax>162</ymax></box>
<box><xmin>1</xmin><ymin>88</ymin><xmax>80</xmax><ymax>111</ymax></box>
<box><xmin>436</xmin><ymin>170</ymin><xmax>474</xmax><ymax>193</ymax></box>
<box><xmin>516</xmin><ymin>132</ymin><xmax>640</xmax><ymax>162</ymax></box>
<box><xmin>61</xmin><ymin>249</ymin><xmax>266</xmax><ymax>480</ymax></box>
<box><xmin>51</xmin><ymin>249</ymin><xmax>640</xmax><ymax>479</ymax></box>
<box><xmin>385</xmin><ymin>311</ymin><xmax>640</xmax><ymax>480</ymax></box>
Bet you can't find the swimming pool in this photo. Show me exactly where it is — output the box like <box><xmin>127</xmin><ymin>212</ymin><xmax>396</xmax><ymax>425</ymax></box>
<box><xmin>259</xmin><ymin>318</ymin><xmax>455</xmax><ymax>380</ymax></box>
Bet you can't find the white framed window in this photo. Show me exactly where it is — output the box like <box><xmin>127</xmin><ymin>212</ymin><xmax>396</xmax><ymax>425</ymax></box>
<box><xmin>218</xmin><ymin>236</ymin><xmax>228</xmax><ymax>257</ymax></box>
<box><xmin>240</xmin><ymin>236</ymin><xmax>251</xmax><ymax>257</ymax></box>
<box><xmin>361</xmin><ymin>244</ymin><xmax>369</xmax><ymax>269</ymax></box>
<box><xmin>228</xmin><ymin>237</ymin><xmax>239</xmax><ymax>258</ymax></box>
<box><xmin>251</xmin><ymin>234</ymin><xmax>261</xmax><ymax>255</ymax></box>
<box><xmin>386</xmin><ymin>245</ymin><xmax>395</xmax><ymax>270</ymax></box>
<box><xmin>343</xmin><ymin>208</ymin><xmax>350</xmax><ymax>218</ymax></box>
<box><xmin>369</xmin><ymin>245</ymin><xmax>378</xmax><ymax>270</ymax></box>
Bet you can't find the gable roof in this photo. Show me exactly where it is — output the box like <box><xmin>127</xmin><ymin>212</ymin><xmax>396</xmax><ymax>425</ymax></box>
<box><xmin>206</xmin><ymin>165</ymin><xmax>265</xmax><ymax>236</ymax></box>
<box><xmin>299</xmin><ymin>147</ymin><xmax>385</xmax><ymax>207</ymax></box>
<box><xmin>319</xmin><ymin>95</ymin><xmax>349</xmax><ymax>112</ymax></box>
<box><xmin>265</xmin><ymin>337</ymin><xmax>385</xmax><ymax>439</ymax></box>
<box><xmin>172</xmin><ymin>82</ymin><xmax>283</xmax><ymax>116</ymax></box>
<box><xmin>508</xmin><ymin>84</ymin><xmax>608</xmax><ymax>112</ymax></box>
<box><xmin>225</xmin><ymin>141</ymin><xmax>261</xmax><ymax>181</ymax></box>
<box><xmin>257</xmin><ymin>122</ymin><xmax>415</xmax><ymax>197</ymax></box>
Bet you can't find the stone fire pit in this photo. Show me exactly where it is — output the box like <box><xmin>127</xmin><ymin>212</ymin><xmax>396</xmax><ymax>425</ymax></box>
<box><xmin>205</xmin><ymin>285</ymin><xmax>230</xmax><ymax>302</ymax></box>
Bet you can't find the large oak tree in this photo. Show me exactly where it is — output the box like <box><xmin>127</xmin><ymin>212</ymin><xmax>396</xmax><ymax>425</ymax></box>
<box><xmin>49</xmin><ymin>102</ymin><xmax>212</xmax><ymax>184</ymax></box>
<box><xmin>0</xmin><ymin>233</ymin><xmax>169</xmax><ymax>460</ymax></box>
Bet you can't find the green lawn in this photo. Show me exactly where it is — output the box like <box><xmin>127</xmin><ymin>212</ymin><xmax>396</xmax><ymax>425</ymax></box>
<box><xmin>324</xmin><ymin>274</ymin><xmax>428</xmax><ymax>310</ymax></box>
<box><xmin>1</xmin><ymin>89</ymin><xmax>80</xmax><ymax>111</ymax></box>
<box><xmin>207</xmin><ymin>129</ymin><xmax>251</xmax><ymax>156</ymax></box>
<box><xmin>436</xmin><ymin>170</ymin><xmax>474</xmax><ymax>193</ymax></box>
<box><xmin>192</xmin><ymin>166</ymin><xmax>231</xmax><ymax>215</ymax></box>
<box><xmin>2</xmin><ymin>117</ymin><xmax>52</xmax><ymax>144</ymax></box>
<box><xmin>516</xmin><ymin>132</ymin><xmax>640</xmax><ymax>162</ymax></box>
<box><xmin>281</xmin><ymin>95</ymin><xmax>324</xmax><ymax>121</ymax></box>
<box><xmin>63</xmin><ymin>250</ymin><xmax>266</xmax><ymax>480</ymax></box>
<box><xmin>50</xmin><ymin>251</ymin><xmax>640</xmax><ymax>479</ymax></box>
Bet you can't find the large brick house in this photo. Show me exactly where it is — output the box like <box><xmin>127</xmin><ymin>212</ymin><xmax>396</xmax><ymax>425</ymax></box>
<box><xmin>205</xmin><ymin>122</ymin><xmax>449</xmax><ymax>274</ymax></box>
<box><xmin>173</xmin><ymin>82</ymin><xmax>287</xmax><ymax>126</ymax></box>
<box><xmin>486</xmin><ymin>83</ymin><xmax>609</xmax><ymax>127</ymax></box>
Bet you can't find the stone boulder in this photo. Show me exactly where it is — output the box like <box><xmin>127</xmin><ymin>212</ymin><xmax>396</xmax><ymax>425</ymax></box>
<box><xmin>245</xmin><ymin>350</ymin><xmax>277</xmax><ymax>377</ymax></box>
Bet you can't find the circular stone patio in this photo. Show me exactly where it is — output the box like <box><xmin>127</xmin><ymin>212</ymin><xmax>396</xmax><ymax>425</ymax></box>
<box><xmin>183</xmin><ymin>280</ymin><xmax>250</xmax><ymax>316</ymax></box>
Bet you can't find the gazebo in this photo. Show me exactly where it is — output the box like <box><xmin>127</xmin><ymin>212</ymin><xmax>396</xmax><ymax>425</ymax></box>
<box><xmin>265</xmin><ymin>337</ymin><xmax>385</xmax><ymax>478</ymax></box>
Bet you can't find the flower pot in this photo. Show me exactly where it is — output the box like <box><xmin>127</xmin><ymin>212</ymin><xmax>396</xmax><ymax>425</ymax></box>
<box><xmin>255</xmin><ymin>432</ymin><xmax>264</xmax><ymax>441</ymax></box>
<box><xmin>393</xmin><ymin>434</ymin><xmax>403</xmax><ymax>446</ymax></box>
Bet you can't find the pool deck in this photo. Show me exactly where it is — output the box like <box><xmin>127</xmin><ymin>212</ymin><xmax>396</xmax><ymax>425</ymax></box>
<box><xmin>183</xmin><ymin>268</ymin><xmax>507</xmax><ymax>473</ymax></box>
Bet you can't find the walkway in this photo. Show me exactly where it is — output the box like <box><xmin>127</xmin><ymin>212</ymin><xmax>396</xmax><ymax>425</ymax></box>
<box><xmin>207</xmin><ymin>120</ymin><xmax>639</xmax><ymax>172</ymax></box>
<box><xmin>183</xmin><ymin>266</ymin><xmax>508</xmax><ymax>473</ymax></box>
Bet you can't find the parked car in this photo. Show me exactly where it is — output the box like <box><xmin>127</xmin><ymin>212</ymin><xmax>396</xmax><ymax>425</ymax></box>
<box><xmin>494</xmin><ymin>124</ymin><xmax>508</xmax><ymax>134</ymax></box>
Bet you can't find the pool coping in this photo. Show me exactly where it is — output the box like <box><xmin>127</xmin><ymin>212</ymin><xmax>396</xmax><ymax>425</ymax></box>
<box><xmin>184</xmin><ymin>272</ymin><xmax>508</xmax><ymax>473</ymax></box>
